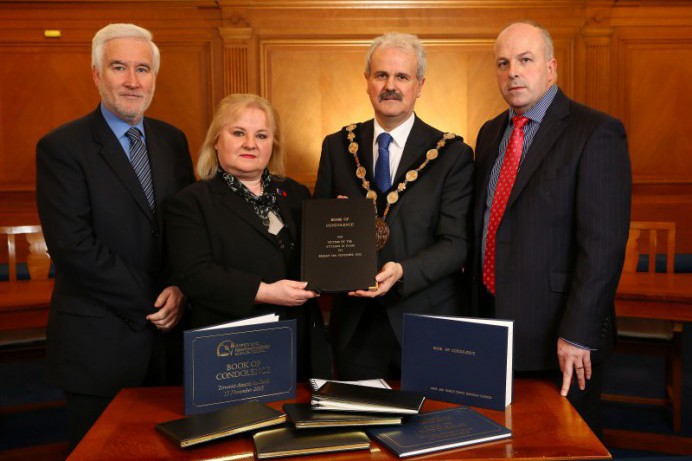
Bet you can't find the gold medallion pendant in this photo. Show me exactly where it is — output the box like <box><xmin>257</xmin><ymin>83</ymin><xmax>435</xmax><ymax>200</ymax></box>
<box><xmin>344</xmin><ymin>123</ymin><xmax>455</xmax><ymax>251</ymax></box>
<box><xmin>375</xmin><ymin>217</ymin><xmax>390</xmax><ymax>250</ymax></box>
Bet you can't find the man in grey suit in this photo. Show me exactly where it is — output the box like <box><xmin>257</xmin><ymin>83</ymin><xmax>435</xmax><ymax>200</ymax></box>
<box><xmin>473</xmin><ymin>21</ymin><xmax>631</xmax><ymax>435</ymax></box>
<box><xmin>314</xmin><ymin>32</ymin><xmax>474</xmax><ymax>380</ymax></box>
<box><xmin>36</xmin><ymin>23</ymin><xmax>194</xmax><ymax>449</ymax></box>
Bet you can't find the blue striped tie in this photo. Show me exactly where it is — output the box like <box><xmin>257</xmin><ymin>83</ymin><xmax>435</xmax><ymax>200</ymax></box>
<box><xmin>375</xmin><ymin>132</ymin><xmax>393</xmax><ymax>193</ymax></box>
<box><xmin>126</xmin><ymin>127</ymin><xmax>155</xmax><ymax>210</ymax></box>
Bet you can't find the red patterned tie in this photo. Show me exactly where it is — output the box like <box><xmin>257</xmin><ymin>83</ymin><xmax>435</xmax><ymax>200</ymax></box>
<box><xmin>483</xmin><ymin>115</ymin><xmax>529</xmax><ymax>295</ymax></box>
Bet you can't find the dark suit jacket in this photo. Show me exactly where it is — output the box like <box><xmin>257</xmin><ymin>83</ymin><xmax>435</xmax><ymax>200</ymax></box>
<box><xmin>472</xmin><ymin>88</ymin><xmax>632</xmax><ymax>370</ymax></box>
<box><xmin>164</xmin><ymin>174</ymin><xmax>328</xmax><ymax>378</ymax></box>
<box><xmin>36</xmin><ymin>106</ymin><xmax>195</xmax><ymax>397</ymax></box>
<box><xmin>164</xmin><ymin>174</ymin><xmax>311</xmax><ymax>326</ymax></box>
<box><xmin>314</xmin><ymin>115</ymin><xmax>474</xmax><ymax>353</ymax></box>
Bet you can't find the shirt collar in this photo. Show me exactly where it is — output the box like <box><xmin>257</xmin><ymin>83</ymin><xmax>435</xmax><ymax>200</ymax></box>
<box><xmin>508</xmin><ymin>84</ymin><xmax>558</xmax><ymax>124</ymax></box>
<box><xmin>373</xmin><ymin>112</ymin><xmax>415</xmax><ymax>148</ymax></box>
<box><xmin>100</xmin><ymin>103</ymin><xmax>146</xmax><ymax>142</ymax></box>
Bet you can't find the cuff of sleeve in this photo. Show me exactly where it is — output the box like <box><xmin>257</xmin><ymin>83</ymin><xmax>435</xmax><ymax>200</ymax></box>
<box><xmin>560</xmin><ymin>337</ymin><xmax>597</xmax><ymax>351</ymax></box>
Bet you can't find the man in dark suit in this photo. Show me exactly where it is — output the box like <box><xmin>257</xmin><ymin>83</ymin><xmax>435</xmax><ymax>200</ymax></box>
<box><xmin>36</xmin><ymin>23</ymin><xmax>194</xmax><ymax>449</ymax></box>
<box><xmin>473</xmin><ymin>21</ymin><xmax>631</xmax><ymax>435</ymax></box>
<box><xmin>314</xmin><ymin>32</ymin><xmax>474</xmax><ymax>380</ymax></box>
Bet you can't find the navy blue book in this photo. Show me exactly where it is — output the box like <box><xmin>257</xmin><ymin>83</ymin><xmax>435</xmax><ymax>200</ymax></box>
<box><xmin>368</xmin><ymin>406</ymin><xmax>511</xmax><ymax>458</ymax></box>
<box><xmin>401</xmin><ymin>314</ymin><xmax>513</xmax><ymax>411</ymax></box>
<box><xmin>183</xmin><ymin>314</ymin><xmax>296</xmax><ymax>415</ymax></box>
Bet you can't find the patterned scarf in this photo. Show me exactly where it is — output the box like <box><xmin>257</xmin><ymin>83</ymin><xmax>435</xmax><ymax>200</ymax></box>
<box><xmin>218</xmin><ymin>168</ymin><xmax>283</xmax><ymax>229</ymax></box>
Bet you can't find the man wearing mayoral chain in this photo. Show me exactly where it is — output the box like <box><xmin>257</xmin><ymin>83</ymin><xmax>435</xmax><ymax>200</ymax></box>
<box><xmin>314</xmin><ymin>32</ymin><xmax>474</xmax><ymax>379</ymax></box>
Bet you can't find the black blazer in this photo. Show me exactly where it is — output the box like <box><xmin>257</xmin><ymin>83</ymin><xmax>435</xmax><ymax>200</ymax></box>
<box><xmin>164</xmin><ymin>174</ymin><xmax>311</xmax><ymax>327</ymax></box>
<box><xmin>314</xmin><ymin>115</ymin><xmax>474</xmax><ymax>352</ymax></box>
<box><xmin>472</xmin><ymin>88</ymin><xmax>632</xmax><ymax>370</ymax></box>
<box><xmin>36</xmin><ymin>106</ymin><xmax>195</xmax><ymax>397</ymax></box>
<box><xmin>165</xmin><ymin>174</ymin><xmax>331</xmax><ymax>378</ymax></box>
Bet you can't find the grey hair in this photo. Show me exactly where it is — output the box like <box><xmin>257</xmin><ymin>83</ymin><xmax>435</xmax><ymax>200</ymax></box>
<box><xmin>92</xmin><ymin>23</ymin><xmax>160</xmax><ymax>73</ymax></box>
<box><xmin>365</xmin><ymin>32</ymin><xmax>426</xmax><ymax>81</ymax></box>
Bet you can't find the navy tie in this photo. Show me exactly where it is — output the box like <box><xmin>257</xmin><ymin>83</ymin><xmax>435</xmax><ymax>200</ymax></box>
<box><xmin>126</xmin><ymin>127</ymin><xmax>155</xmax><ymax>210</ymax></box>
<box><xmin>375</xmin><ymin>132</ymin><xmax>393</xmax><ymax>193</ymax></box>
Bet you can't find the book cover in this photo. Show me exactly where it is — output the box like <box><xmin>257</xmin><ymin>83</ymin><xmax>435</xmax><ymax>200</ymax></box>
<box><xmin>301</xmin><ymin>198</ymin><xmax>377</xmax><ymax>293</ymax></box>
<box><xmin>401</xmin><ymin>314</ymin><xmax>513</xmax><ymax>411</ymax></box>
<box><xmin>309</xmin><ymin>378</ymin><xmax>391</xmax><ymax>392</ymax></box>
<box><xmin>184</xmin><ymin>314</ymin><xmax>296</xmax><ymax>415</ymax></box>
<box><xmin>253</xmin><ymin>426</ymin><xmax>370</xmax><ymax>459</ymax></box>
<box><xmin>283</xmin><ymin>403</ymin><xmax>402</xmax><ymax>429</ymax></box>
<box><xmin>155</xmin><ymin>401</ymin><xmax>286</xmax><ymax>448</ymax></box>
<box><xmin>311</xmin><ymin>382</ymin><xmax>425</xmax><ymax>415</ymax></box>
<box><xmin>367</xmin><ymin>406</ymin><xmax>512</xmax><ymax>458</ymax></box>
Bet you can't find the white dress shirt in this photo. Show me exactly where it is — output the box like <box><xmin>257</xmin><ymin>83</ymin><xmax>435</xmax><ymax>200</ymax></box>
<box><xmin>373</xmin><ymin>113</ymin><xmax>416</xmax><ymax>182</ymax></box>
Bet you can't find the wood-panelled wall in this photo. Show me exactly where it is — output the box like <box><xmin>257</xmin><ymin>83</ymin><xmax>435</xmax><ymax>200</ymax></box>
<box><xmin>1</xmin><ymin>0</ymin><xmax>691</xmax><ymax>252</ymax></box>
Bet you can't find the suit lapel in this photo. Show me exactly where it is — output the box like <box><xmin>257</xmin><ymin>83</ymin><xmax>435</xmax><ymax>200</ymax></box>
<box><xmin>474</xmin><ymin>113</ymin><xmax>509</xmax><ymax>235</ymax></box>
<box><xmin>144</xmin><ymin>118</ymin><xmax>170</xmax><ymax>219</ymax></box>
<box><xmin>92</xmin><ymin>110</ymin><xmax>155</xmax><ymax>224</ymax></box>
<box><xmin>358</xmin><ymin>120</ymin><xmax>376</xmax><ymax>189</ymax></box>
<box><xmin>273</xmin><ymin>180</ymin><xmax>298</xmax><ymax>244</ymax></box>
<box><xmin>387</xmin><ymin>117</ymin><xmax>436</xmax><ymax>224</ymax></box>
<box><xmin>506</xmin><ymin>90</ymin><xmax>569</xmax><ymax>210</ymax></box>
<box><xmin>210</xmin><ymin>175</ymin><xmax>279</xmax><ymax>247</ymax></box>
<box><xmin>392</xmin><ymin>115</ymin><xmax>430</xmax><ymax>185</ymax></box>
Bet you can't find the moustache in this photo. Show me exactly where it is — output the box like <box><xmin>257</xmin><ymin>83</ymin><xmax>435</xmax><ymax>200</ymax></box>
<box><xmin>379</xmin><ymin>90</ymin><xmax>402</xmax><ymax>102</ymax></box>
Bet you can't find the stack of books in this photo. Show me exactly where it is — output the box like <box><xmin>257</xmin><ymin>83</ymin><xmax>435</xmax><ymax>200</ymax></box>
<box><xmin>156</xmin><ymin>378</ymin><xmax>512</xmax><ymax>459</ymax></box>
<box><xmin>310</xmin><ymin>381</ymin><xmax>425</xmax><ymax>415</ymax></box>
<box><xmin>254</xmin><ymin>379</ymin><xmax>414</xmax><ymax>459</ymax></box>
<box><xmin>305</xmin><ymin>381</ymin><xmax>512</xmax><ymax>458</ymax></box>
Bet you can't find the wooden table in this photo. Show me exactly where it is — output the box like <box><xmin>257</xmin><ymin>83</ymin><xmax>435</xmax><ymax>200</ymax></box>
<box><xmin>0</xmin><ymin>279</ymin><xmax>54</xmax><ymax>332</ymax></box>
<box><xmin>68</xmin><ymin>380</ymin><xmax>610</xmax><ymax>461</ymax></box>
<box><xmin>616</xmin><ymin>272</ymin><xmax>692</xmax><ymax>322</ymax></box>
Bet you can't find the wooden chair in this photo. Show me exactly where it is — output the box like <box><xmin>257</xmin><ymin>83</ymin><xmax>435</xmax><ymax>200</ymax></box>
<box><xmin>0</xmin><ymin>225</ymin><xmax>52</xmax><ymax>360</ymax></box>
<box><xmin>0</xmin><ymin>225</ymin><xmax>51</xmax><ymax>281</ymax></box>
<box><xmin>605</xmin><ymin>221</ymin><xmax>682</xmax><ymax>432</ymax></box>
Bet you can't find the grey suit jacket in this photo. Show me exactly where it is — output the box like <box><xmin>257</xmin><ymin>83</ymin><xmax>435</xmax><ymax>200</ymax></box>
<box><xmin>36</xmin><ymin>106</ymin><xmax>195</xmax><ymax>397</ymax></box>
<box><xmin>314</xmin><ymin>115</ymin><xmax>474</xmax><ymax>352</ymax></box>
<box><xmin>473</xmin><ymin>88</ymin><xmax>632</xmax><ymax>370</ymax></box>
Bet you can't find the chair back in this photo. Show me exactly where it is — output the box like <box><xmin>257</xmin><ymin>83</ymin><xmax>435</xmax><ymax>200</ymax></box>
<box><xmin>623</xmin><ymin>221</ymin><xmax>675</xmax><ymax>274</ymax></box>
<box><xmin>0</xmin><ymin>225</ymin><xmax>51</xmax><ymax>281</ymax></box>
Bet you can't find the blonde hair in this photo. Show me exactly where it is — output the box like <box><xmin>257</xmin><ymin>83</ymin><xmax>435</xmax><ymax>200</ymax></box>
<box><xmin>196</xmin><ymin>94</ymin><xmax>285</xmax><ymax>180</ymax></box>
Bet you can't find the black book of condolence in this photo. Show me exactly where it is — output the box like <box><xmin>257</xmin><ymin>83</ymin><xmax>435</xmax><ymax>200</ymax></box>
<box><xmin>311</xmin><ymin>382</ymin><xmax>425</xmax><ymax>415</ymax></box>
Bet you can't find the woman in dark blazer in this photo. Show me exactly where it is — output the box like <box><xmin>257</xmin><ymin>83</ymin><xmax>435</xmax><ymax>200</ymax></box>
<box><xmin>165</xmin><ymin>93</ymin><xmax>329</xmax><ymax>379</ymax></box>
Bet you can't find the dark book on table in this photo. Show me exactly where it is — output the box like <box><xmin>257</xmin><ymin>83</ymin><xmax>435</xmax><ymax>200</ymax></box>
<box><xmin>183</xmin><ymin>313</ymin><xmax>296</xmax><ymax>415</ymax></box>
<box><xmin>311</xmin><ymin>381</ymin><xmax>425</xmax><ymax>415</ymax></box>
<box><xmin>368</xmin><ymin>406</ymin><xmax>512</xmax><ymax>458</ymax></box>
<box><xmin>253</xmin><ymin>426</ymin><xmax>370</xmax><ymax>459</ymax></box>
<box><xmin>283</xmin><ymin>403</ymin><xmax>403</xmax><ymax>429</ymax></box>
<box><xmin>155</xmin><ymin>401</ymin><xmax>286</xmax><ymax>448</ymax></box>
<box><xmin>401</xmin><ymin>313</ymin><xmax>513</xmax><ymax>411</ymax></box>
<box><xmin>301</xmin><ymin>198</ymin><xmax>377</xmax><ymax>293</ymax></box>
<box><xmin>309</xmin><ymin>378</ymin><xmax>391</xmax><ymax>391</ymax></box>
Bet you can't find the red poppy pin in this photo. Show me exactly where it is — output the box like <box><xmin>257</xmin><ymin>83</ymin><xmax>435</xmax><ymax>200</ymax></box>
<box><xmin>276</xmin><ymin>188</ymin><xmax>288</xmax><ymax>197</ymax></box>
